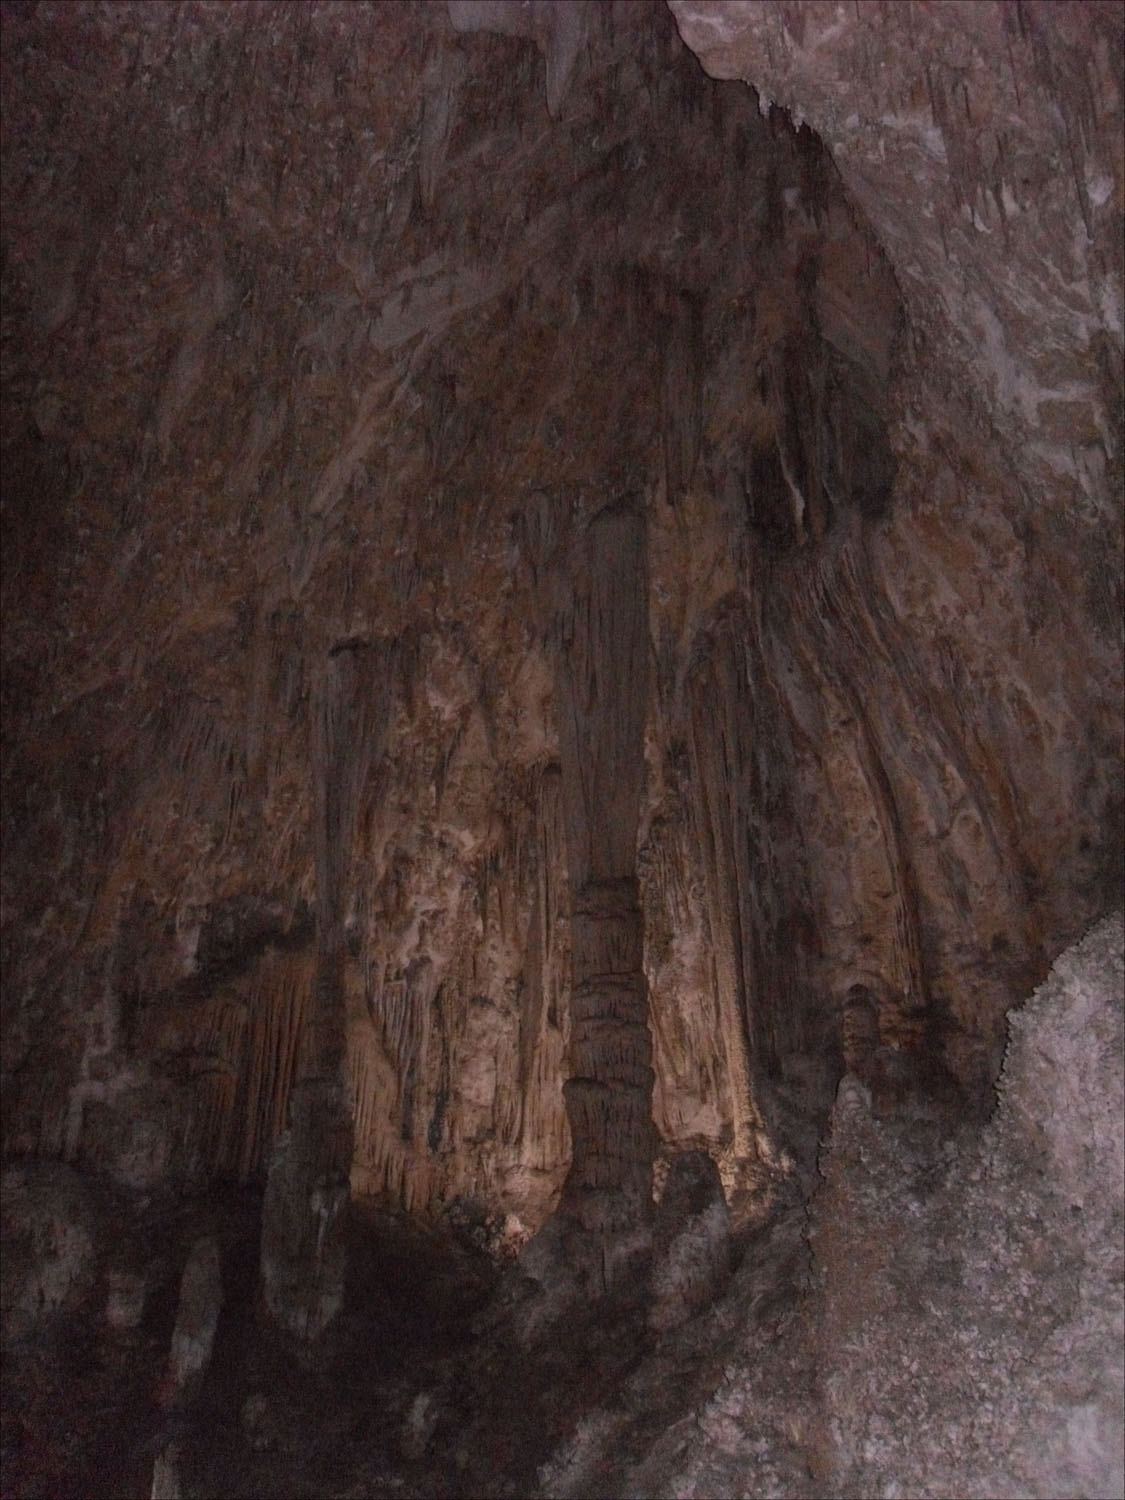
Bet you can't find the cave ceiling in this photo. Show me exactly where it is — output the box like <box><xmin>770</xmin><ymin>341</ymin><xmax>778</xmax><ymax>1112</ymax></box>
<box><xmin>0</xmin><ymin>0</ymin><xmax>1121</xmax><ymax>1230</ymax></box>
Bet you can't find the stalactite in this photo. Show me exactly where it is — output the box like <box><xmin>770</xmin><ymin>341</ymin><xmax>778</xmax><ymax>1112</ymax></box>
<box><xmin>685</xmin><ymin>619</ymin><xmax>769</xmax><ymax>1165</ymax></box>
<box><xmin>166</xmin><ymin>695</ymin><xmax>249</xmax><ymax>848</ymax></box>
<box><xmin>551</xmin><ymin>504</ymin><xmax>651</xmax><ymax>889</ymax></box>
<box><xmin>312</xmin><ymin>646</ymin><xmax>369</xmax><ymax>947</ymax></box>
<box><xmin>346</xmin><ymin>1046</ymin><xmax>373</xmax><ymax>1167</ymax></box>
<box><xmin>794</xmin><ymin>552</ymin><xmax>929</xmax><ymax>1043</ymax></box>
<box><xmin>171</xmin><ymin>950</ymin><xmax>320</xmax><ymax>1184</ymax></box>
<box><xmin>823</xmin><ymin>538</ymin><xmax>1034</xmax><ymax>960</ymax></box>
<box><xmin>479</xmin><ymin>760</ymin><xmax>572</xmax><ymax>1184</ymax></box>
<box><xmin>236</xmin><ymin>951</ymin><xmax>316</xmax><ymax>1180</ymax></box>
<box><xmin>190</xmin><ymin>997</ymin><xmax>249</xmax><ymax>1175</ymax></box>
<box><xmin>639</xmin><ymin>812</ymin><xmax>728</xmax><ymax>1148</ymax></box>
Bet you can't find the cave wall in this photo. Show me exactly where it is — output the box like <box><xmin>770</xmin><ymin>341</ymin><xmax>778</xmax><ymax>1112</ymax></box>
<box><xmin>667</xmin><ymin>0</ymin><xmax>1124</xmax><ymax>1102</ymax></box>
<box><xmin>1</xmin><ymin>0</ymin><xmax>1121</xmax><ymax>1232</ymax></box>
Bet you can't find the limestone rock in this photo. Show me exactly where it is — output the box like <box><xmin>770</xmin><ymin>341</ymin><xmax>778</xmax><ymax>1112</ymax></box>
<box><xmin>2</xmin><ymin>0</ymin><xmax>1119</xmax><ymax>1244</ymax></box>
<box><xmin>0</xmin><ymin>1165</ymin><xmax>98</xmax><ymax>1343</ymax></box>
<box><xmin>401</xmin><ymin>1390</ymin><xmax>440</xmax><ymax>1462</ymax></box>
<box><xmin>0</xmin><ymin>5</ymin><xmax>1120</xmax><ymax>1492</ymax></box>
<box><xmin>259</xmin><ymin>1093</ymin><xmax>350</xmax><ymax>1343</ymax></box>
<box><xmin>161</xmin><ymin>1235</ymin><xmax>222</xmax><ymax>1408</ymax></box>
<box><xmin>104</xmin><ymin>1266</ymin><xmax>147</xmax><ymax>1330</ymax></box>
<box><xmin>150</xmin><ymin>1444</ymin><xmax>183</xmax><ymax>1500</ymax></box>
<box><xmin>559</xmin><ymin>916</ymin><xmax>1124</xmax><ymax>1500</ymax></box>
<box><xmin>649</xmin><ymin>1149</ymin><xmax>731</xmax><ymax>1332</ymax></box>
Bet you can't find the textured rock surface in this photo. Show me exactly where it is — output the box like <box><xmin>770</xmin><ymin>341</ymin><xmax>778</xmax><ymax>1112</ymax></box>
<box><xmin>649</xmin><ymin>1148</ymin><xmax>731</xmax><ymax>1332</ymax></box>
<box><xmin>534</xmin><ymin>912</ymin><xmax>1125</xmax><ymax>1500</ymax></box>
<box><xmin>259</xmin><ymin>1076</ymin><xmax>350</xmax><ymax>1340</ymax></box>
<box><xmin>548</xmin><ymin>502</ymin><xmax>655</xmax><ymax>1284</ymax></box>
<box><xmin>669</xmin><ymin>0</ymin><xmax>1124</xmax><ymax>520</ymax></box>
<box><xmin>0</xmin><ymin>1163</ymin><xmax>97</xmax><ymax>1344</ymax></box>
<box><xmin>162</xmin><ymin>1234</ymin><xmax>222</xmax><ymax>1406</ymax></box>
<box><xmin>0</xmin><ymin>1</ymin><xmax>1122</xmax><ymax>1490</ymax></box>
<box><xmin>3</xmin><ymin>0</ymin><xmax>1119</xmax><ymax>1240</ymax></box>
<box><xmin>804</xmin><ymin>912</ymin><xmax>1125</xmax><ymax>1500</ymax></box>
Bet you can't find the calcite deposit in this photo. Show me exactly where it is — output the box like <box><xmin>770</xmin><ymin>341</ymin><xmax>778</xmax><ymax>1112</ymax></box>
<box><xmin>0</xmin><ymin>0</ymin><xmax>1121</xmax><ymax>1495</ymax></box>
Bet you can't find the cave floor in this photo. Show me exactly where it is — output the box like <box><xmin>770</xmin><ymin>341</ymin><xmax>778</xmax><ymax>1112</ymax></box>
<box><xmin>0</xmin><ymin>1187</ymin><xmax>789</xmax><ymax>1500</ymax></box>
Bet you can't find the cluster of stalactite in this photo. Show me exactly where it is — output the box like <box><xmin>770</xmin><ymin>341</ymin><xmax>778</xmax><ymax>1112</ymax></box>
<box><xmin>189</xmin><ymin>951</ymin><xmax>315</xmax><ymax>1180</ymax></box>
<box><xmin>639</xmin><ymin>815</ymin><xmax>737</xmax><ymax>1165</ymax></box>
<box><xmin>677</xmin><ymin>500</ymin><xmax>1052</xmax><ymax>1130</ymax></box>
<box><xmin>4</xmin><ymin>0</ymin><xmax>1119</xmax><ymax>1313</ymax></box>
<box><xmin>345</xmin><ymin>759</ymin><xmax>572</xmax><ymax>1224</ymax></box>
<box><xmin>0</xmin><ymin>0</ymin><xmax>831</xmax><ymax>1216</ymax></box>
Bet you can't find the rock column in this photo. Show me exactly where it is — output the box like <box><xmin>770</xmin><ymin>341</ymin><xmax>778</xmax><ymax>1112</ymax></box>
<box><xmin>564</xmin><ymin>875</ymin><xmax>653</xmax><ymax>1238</ymax></box>
<box><xmin>552</xmin><ymin>503</ymin><xmax>654</xmax><ymax>1287</ymax></box>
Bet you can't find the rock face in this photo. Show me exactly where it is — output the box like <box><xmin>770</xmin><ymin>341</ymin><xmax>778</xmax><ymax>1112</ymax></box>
<box><xmin>0</xmin><ymin>1164</ymin><xmax>98</xmax><ymax>1344</ymax></box>
<box><xmin>649</xmin><ymin>1148</ymin><xmax>731</xmax><ymax>1332</ymax></box>
<box><xmin>804</xmin><ymin>913</ymin><xmax>1125</xmax><ymax>1500</ymax></box>
<box><xmin>0</xmin><ymin>0</ymin><xmax>1121</xmax><ymax>1318</ymax></box>
<box><xmin>811</xmin><ymin>912</ymin><xmax>1125</xmax><ymax>1500</ymax></box>
<box><xmin>259</xmin><ymin>1078</ymin><xmax>350</xmax><ymax>1341</ymax></box>
<box><xmin>162</xmin><ymin>1235</ymin><xmax>223</xmax><ymax>1406</ymax></box>
<box><xmin>669</xmin><ymin>0</ymin><xmax>1124</xmax><ymax>522</ymax></box>
<box><xmin>534</xmin><ymin>913</ymin><xmax>1125</xmax><ymax>1500</ymax></box>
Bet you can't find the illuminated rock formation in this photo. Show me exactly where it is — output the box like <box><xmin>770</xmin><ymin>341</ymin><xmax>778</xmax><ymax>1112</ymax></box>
<box><xmin>0</xmin><ymin>0</ymin><xmax>1120</xmax><ymax>1489</ymax></box>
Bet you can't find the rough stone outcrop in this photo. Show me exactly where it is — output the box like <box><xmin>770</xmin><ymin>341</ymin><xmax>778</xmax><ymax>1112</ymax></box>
<box><xmin>0</xmin><ymin>5</ymin><xmax>1121</xmax><ymax>1490</ymax></box>
<box><xmin>536</xmin><ymin>912</ymin><xmax>1125</xmax><ymax>1500</ymax></box>
<box><xmin>259</xmin><ymin>1077</ymin><xmax>350</xmax><ymax>1343</ymax></box>
<box><xmin>665</xmin><ymin>0</ymin><xmax>1124</xmax><ymax>1122</ymax></box>
<box><xmin>162</xmin><ymin>1234</ymin><xmax>223</xmax><ymax>1407</ymax></box>
<box><xmin>0</xmin><ymin>1163</ymin><xmax>98</xmax><ymax>1344</ymax></box>
<box><xmin>805</xmin><ymin>912</ymin><xmax>1125</xmax><ymax>1500</ymax></box>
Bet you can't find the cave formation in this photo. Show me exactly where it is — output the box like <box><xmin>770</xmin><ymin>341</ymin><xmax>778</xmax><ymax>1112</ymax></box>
<box><xmin>1</xmin><ymin>2</ymin><xmax>1122</xmax><ymax>1498</ymax></box>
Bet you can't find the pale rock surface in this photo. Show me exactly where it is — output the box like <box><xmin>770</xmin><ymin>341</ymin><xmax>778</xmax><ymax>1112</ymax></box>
<box><xmin>580</xmin><ymin>911</ymin><xmax>1125</xmax><ymax>1500</ymax></box>
<box><xmin>669</xmin><ymin>0</ymin><xmax>1123</xmax><ymax>521</ymax></box>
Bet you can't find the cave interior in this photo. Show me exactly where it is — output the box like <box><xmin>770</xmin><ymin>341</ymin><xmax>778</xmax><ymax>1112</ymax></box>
<box><xmin>0</xmin><ymin>2</ymin><xmax>1122</xmax><ymax>1498</ymax></box>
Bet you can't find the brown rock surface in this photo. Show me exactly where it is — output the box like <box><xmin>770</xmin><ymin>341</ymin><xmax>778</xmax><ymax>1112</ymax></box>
<box><xmin>0</xmin><ymin>0</ymin><xmax>1120</xmax><ymax>1426</ymax></box>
